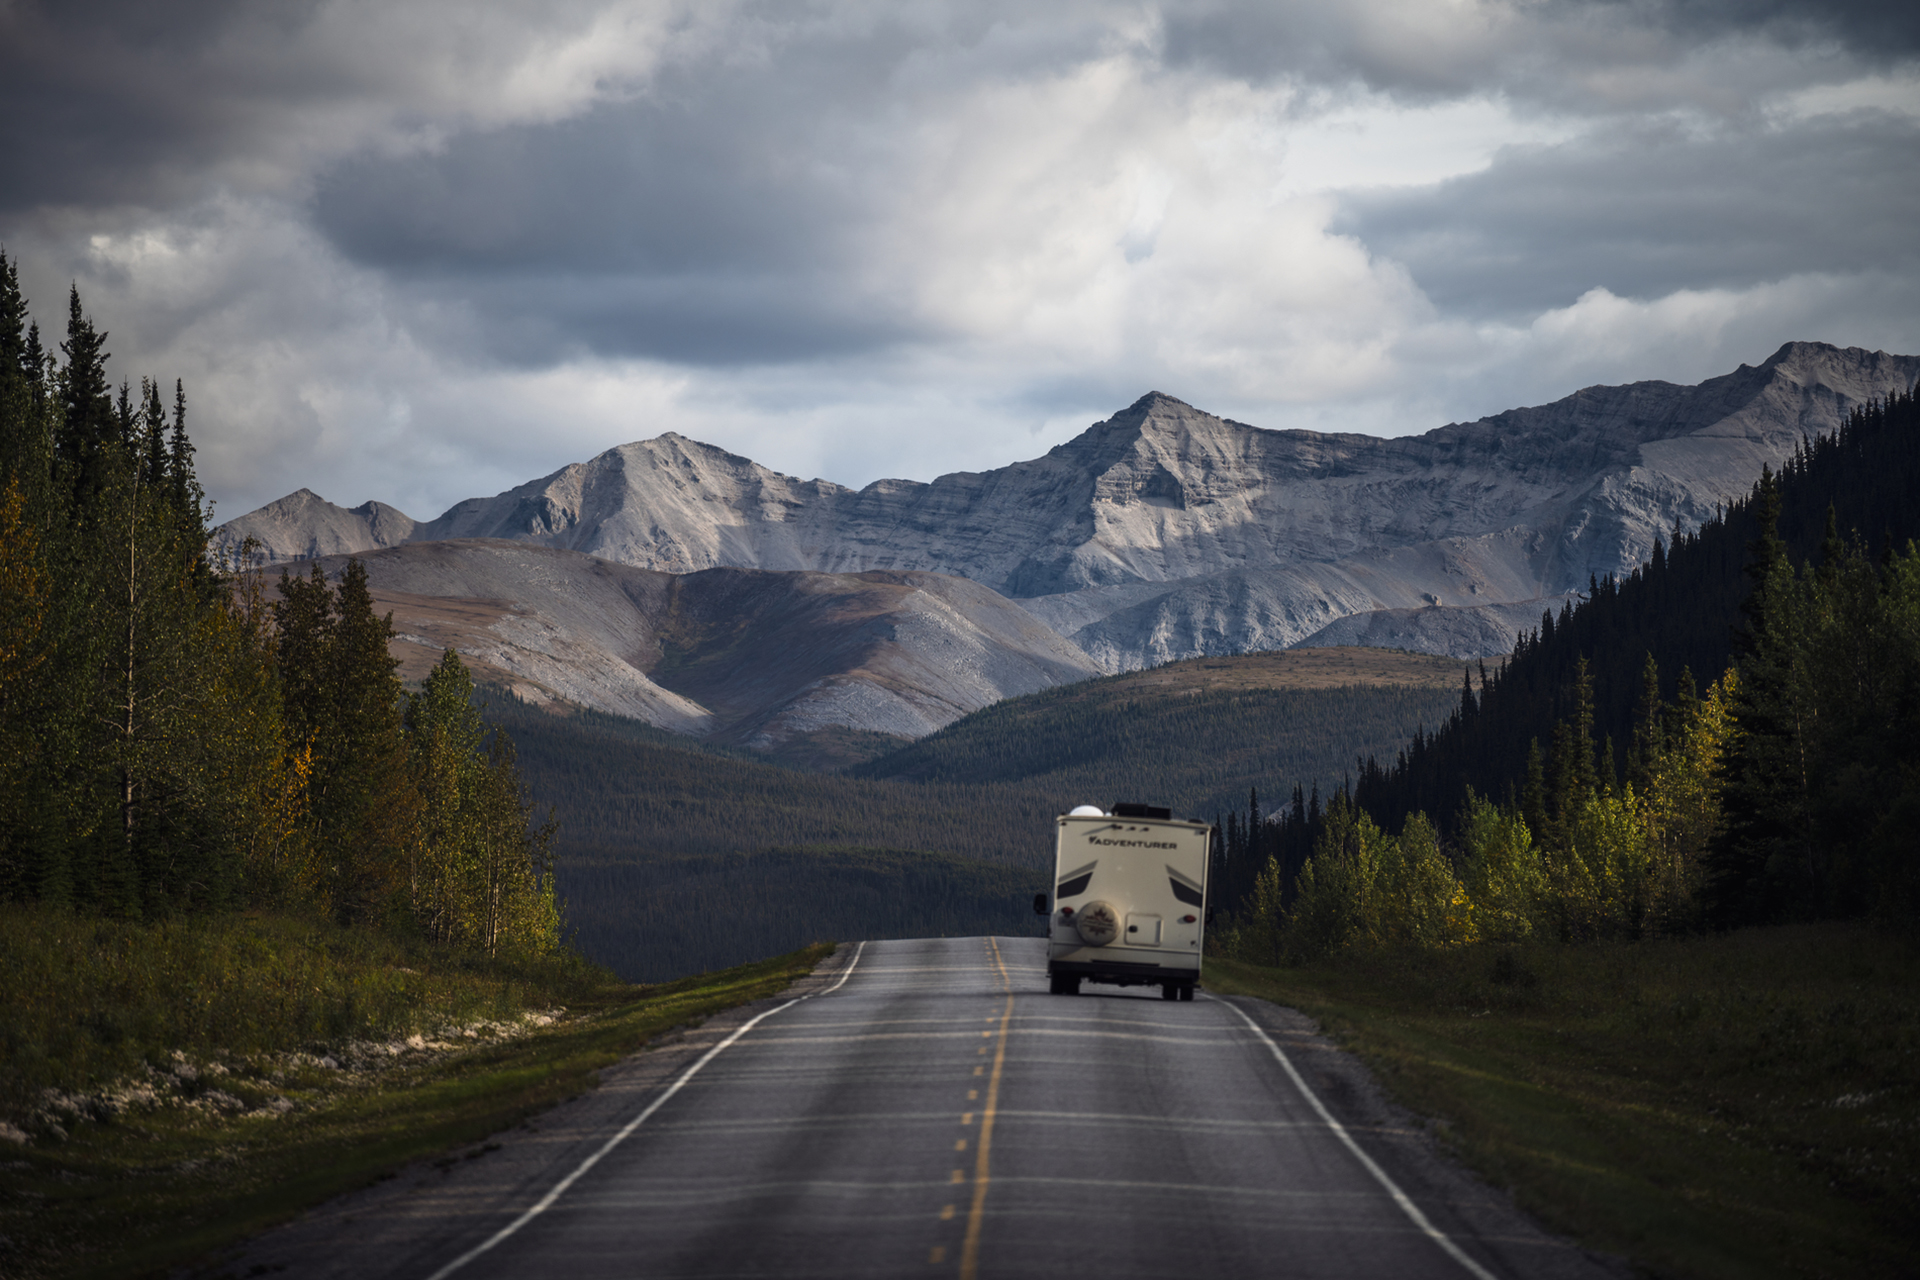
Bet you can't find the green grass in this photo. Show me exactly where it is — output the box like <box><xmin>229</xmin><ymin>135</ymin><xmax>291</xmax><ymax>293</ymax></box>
<box><xmin>0</xmin><ymin>907</ymin><xmax>615</xmax><ymax>1119</ymax></box>
<box><xmin>1205</xmin><ymin>922</ymin><xmax>1920</xmax><ymax>1280</ymax></box>
<box><xmin>0</xmin><ymin>906</ymin><xmax>832</xmax><ymax>1280</ymax></box>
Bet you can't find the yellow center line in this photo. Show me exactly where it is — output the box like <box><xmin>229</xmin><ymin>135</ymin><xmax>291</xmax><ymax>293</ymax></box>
<box><xmin>959</xmin><ymin>937</ymin><xmax>1014</xmax><ymax>1280</ymax></box>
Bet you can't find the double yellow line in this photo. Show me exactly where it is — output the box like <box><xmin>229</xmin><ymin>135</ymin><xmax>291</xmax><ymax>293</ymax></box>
<box><xmin>959</xmin><ymin>937</ymin><xmax>1014</xmax><ymax>1280</ymax></box>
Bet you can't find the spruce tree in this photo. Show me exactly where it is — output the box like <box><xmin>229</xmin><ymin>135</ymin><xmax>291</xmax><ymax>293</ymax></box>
<box><xmin>322</xmin><ymin>560</ymin><xmax>413</xmax><ymax>923</ymax></box>
<box><xmin>1628</xmin><ymin>653</ymin><xmax>1663</xmax><ymax>793</ymax></box>
<box><xmin>57</xmin><ymin>286</ymin><xmax>115</xmax><ymax>510</ymax></box>
<box><xmin>0</xmin><ymin>252</ymin><xmax>26</xmax><ymax>384</ymax></box>
<box><xmin>1521</xmin><ymin>738</ymin><xmax>1548</xmax><ymax>848</ymax></box>
<box><xmin>1710</xmin><ymin>468</ymin><xmax>1814</xmax><ymax>922</ymax></box>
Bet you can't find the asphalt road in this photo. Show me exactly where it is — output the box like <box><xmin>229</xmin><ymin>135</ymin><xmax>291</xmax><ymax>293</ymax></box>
<box><xmin>338</xmin><ymin>936</ymin><xmax>1615</xmax><ymax>1280</ymax></box>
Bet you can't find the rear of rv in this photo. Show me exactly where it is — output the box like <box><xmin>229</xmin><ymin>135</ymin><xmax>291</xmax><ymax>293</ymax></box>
<box><xmin>1041</xmin><ymin>806</ymin><xmax>1211</xmax><ymax>1000</ymax></box>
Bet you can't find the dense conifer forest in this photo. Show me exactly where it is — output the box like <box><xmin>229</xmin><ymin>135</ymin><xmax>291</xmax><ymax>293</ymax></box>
<box><xmin>0</xmin><ymin>254</ymin><xmax>556</xmax><ymax>954</ymax></box>
<box><xmin>1216</xmin><ymin>388</ymin><xmax>1920</xmax><ymax>958</ymax></box>
<box><xmin>493</xmin><ymin>660</ymin><xmax>1463</xmax><ymax>976</ymax></box>
<box><xmin>1356</xmin><ymin>391</ymin><xmax>1920</xmax><ymax>841</ymax></box>
<box><xmin>849</xmin><ymin>677</ymin><xmax>1461</xmax><ymax>820</ymax></box>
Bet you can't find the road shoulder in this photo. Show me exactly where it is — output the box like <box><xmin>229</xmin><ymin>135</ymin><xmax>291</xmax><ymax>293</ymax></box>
<box><xmin>1212</xmin><ymin>991</ymin><xmax>1631</xmax><ymax>1280</ymax></box>
<box><xmin>194</xmin><ymin>943</ymin><xmax>863</xmax><ymax>1280</ymax></box>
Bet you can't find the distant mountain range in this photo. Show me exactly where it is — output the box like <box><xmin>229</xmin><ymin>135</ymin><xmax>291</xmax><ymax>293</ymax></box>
<box><xmin>225</xmin><ymin>341</ymin><xmax>1918</xmax><ymax>749</ymax></box>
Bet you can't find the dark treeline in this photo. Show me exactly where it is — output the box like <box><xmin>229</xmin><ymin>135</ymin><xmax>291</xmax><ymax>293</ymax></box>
<box><xmin>494</xmin><ymin>699</ymin><xmax>1064</xmax><ymax>978</ymax></box>
<box><xmin>0</xmin><ymin>254</ymin><xmax>555</xmax><ymax>954</ymax></box>
<box><xmin>493</xmin><ymin>671</ymin><xmax>1462</xmax><ymax>978</ymax></box>
<box><xmin>1356</xmin><ymin>391</ymin><xmax>1920</xmax><ymax>844</ymax></box>
<box><xmin>488</xmin><ymin>697</ymin><xmax>1062</xmax><ymax>867</ymax></box>
<box><xmin>498</xmin><ymin>678</ymin><xmax>1459</xmax><ymax>871</ymax></box>
<box><xmin>1211</xmin><ymin>389</ymin><xmax>1920</xmax><ymax>956</ymax></box>
<box><xmin>1209</xmin><ymin>783</ymin><xmax>1322</xmax><ymax>928</ymax></box>
<box><xmin>851</xmin><ymin>679</ymin><xmax>1461</xmax><ymax>822</ymax></box>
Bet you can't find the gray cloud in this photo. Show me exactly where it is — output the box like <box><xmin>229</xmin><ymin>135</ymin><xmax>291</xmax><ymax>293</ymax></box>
<box><xmin>1339</xmin><ymin>111</ymin><xmax>1920</xmax><ymax>318</ymax></box>
<box><xmin>1650</xmin><ymin>0</ymin><xmax>1920</xmax><ymax>56</ymax></box>
<box><xmin>1159</xmin><ymin>0</ymin><xmax>1914</xmax><ymax>108</ymax></box>
<box><xmin>0</xmin><ymin>0</ymin><xmax>1915</xmax><ymax>523</ymax></box>
<box><xmin>310</xmin><ymin>84</ymin><xmax>921</xmax><ymax>364</ymax></box>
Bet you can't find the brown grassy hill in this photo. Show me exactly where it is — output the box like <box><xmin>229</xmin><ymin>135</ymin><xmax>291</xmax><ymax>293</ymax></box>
<box><xmin>1073</xmin><ymin>647</ymin><xmax>1472</xmax><ymax>696</ymax></box>
<box><xmin>267</xmin><ymin>539</ymin><xmax>1099</xmax><ymax>755</ymax></box>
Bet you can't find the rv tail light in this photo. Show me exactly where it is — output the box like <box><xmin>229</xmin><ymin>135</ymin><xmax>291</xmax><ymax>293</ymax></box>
<box><xmin>1180</xmin><ymin>915</ymin><xmax>1197</xmax><ymax>923</ymax></box>
<box><xmin>1060</xmin><ymin>906</ymin><xmax>1075</xmax><ymax>918</ymax></box>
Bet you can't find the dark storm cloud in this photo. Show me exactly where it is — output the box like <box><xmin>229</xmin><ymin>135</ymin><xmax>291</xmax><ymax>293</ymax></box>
<box><xmin>1338</xmin><ymin>112</ymin><xmax>1920</xmax><ymax>317</ymax></box>
<box><xmin>1650</xmin><ymin>0</ymin><xmax>1920</xmax><ymax>56</ymax></box>
<box><xmin>0</xmin><ymin>0</ymin><xmax>331</xmax><ymax>212</ymax></box>
<box><xmin>307</xmin><ymin>28</ymin><xmax>939</xmax><ymax>364</ymax></box>
<box><xmin>388</xmin><ymin>267</ymin><xmax>920</xmax><ymax>367</ymax></box>
<box><xmin>1159</xmin><ymin>2</ymin><xmax>1498</xmax><ymax>97</ymax></box>
<box><xmin>1159</xmin><ymin>0</ymin><xmax>1920</xmax><ymax>102</ymax></box>
<box><xmin>313</xmin><ymin>101</ymin><xmax>820</xmax><ymax>277</ymax></box>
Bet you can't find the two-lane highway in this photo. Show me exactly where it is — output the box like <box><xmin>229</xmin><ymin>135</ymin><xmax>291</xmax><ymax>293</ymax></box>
<box><xmin>404</xmin><ymin>938</ymin><xmax>1615</xmax><ymax>1280</ymax></box>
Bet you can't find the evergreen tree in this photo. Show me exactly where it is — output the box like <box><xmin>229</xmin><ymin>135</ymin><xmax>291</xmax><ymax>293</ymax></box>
<box><xmin>57</xmin><ymin>286</ymin><xmax>115</xmax><ymax>510</ymax></box>
<box><xmin>1710</xmin><ymin>469</ymin><xmax>1816</xmax><ymax>922</ymax></box>
<box><xmin>1520</xmin><ymin>739</ymin><xmax>1548</xmax><ymax>858</ymax></box>
<box><xmin>274</xmin><ymin>558</ymin><xmax>414</xmax><ymax>924</ymax></box>
<box><xmin>1627</xmin><ymin>653</ymin><xmax>1663</xmax><ymax>793</ymax></box>
<box><xmin>0</xmin><ymin>476</ymin><xmax>53</xmax><ymax>900</ymax></box>
<box><xmin>0</xmin><ymin>253</ymin><xmax>26</xmax><ymax>384</ymax></box>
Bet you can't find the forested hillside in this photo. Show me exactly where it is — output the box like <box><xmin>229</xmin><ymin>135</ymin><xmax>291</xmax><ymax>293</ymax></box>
<box><xmin>1356</xmin><ymin>391</ymin><xmax>1920</xmax><ymax>839</ymax></box>
<box><xmin>490</xmin><ymin>701</ymin><xmax>1057</xmax><ymax>865</ymax></box>
<box><xmin>494</xmin><ymin>650</ymin><xmax>1465</xmax><ymax>978</ymax></box>
<box><xmin>0</xmin><ymin>254</ymin><xmax>554</xmax><ymax>954</ymax></box>
<box><xmin>488</xmin><ymin>702</ymin><xmax>1062</xmax><ymax>977</ymax></box>
<box><xmin>850</xmin><ymin>649</ymin><xmax>1465</xmax><ymax>820</ymax></box>
<box><xmin>1216</xmin><ymin>388</ymin><xmax>1920</xmax><ymax>961</ymax></box>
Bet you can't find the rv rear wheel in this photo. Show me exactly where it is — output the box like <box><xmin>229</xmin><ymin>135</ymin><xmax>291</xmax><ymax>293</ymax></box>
<box><xmin>1179</xmin><ymin>984</ymin><xmax>1195</xmax><ymax>1002</ymax></box>
<box><xmin>1049</xmin><ymin>973</ymin><xmax>1081</xmax><ymax>996</ymax></box>
<box><xmin>1160</xmin><ymin>983</ymin><xmax>1179</xmax><ymax>1001</ymax></box>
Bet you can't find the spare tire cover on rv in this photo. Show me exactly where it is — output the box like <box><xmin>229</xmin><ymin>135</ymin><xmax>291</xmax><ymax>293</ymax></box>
<box><xmin>1076</xmin><ymin>901</ymin><xmax>1120</xmax><ymax>946</ymax></box>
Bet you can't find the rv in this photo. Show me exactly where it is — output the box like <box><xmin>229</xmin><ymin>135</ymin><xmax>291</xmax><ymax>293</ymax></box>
<box><xmin>1034</xmin><ymin>803</ymin><xmax>1211</xmax><ymax>1000</ymax></box>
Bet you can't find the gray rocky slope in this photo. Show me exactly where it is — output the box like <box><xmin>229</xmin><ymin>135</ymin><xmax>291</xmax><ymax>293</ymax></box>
<box><xmin>218</xmin><ymin>342</ymin><xmax>1919</xmax><ymax>668</ymax></box>
<box><xmin>290</xmin><ymin>540</ymin><xmax>1100</xmax><ymax>749</ymax></box>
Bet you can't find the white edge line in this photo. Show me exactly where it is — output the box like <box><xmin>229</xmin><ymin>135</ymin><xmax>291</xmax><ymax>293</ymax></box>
<box><xmin>423</xmin><ymin>940</ymin><xmax>867</xmax><ymax>1280</ymax></box>
<box><xmin>1218</xmin><ymin>997</ymin><xmax>1500</xmax><ymax>1280</ymax></box>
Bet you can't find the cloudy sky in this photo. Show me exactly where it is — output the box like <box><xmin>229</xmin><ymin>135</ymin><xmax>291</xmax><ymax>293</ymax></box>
<box><xmin>4</xmin><ymin>0</ymin><xmax>1917</xmax><ymax>522</ymax></box>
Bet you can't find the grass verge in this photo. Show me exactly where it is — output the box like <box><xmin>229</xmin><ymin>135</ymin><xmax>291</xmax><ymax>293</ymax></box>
<box><xmin>0</xmin><ymin>906</ymin><xmax>832</xmax><ymax>1280</ymax></box>
<box><xmin>1205</xmin><ymin>921</ymin><xmax>1919</xmax><ymax>1280</ymax></box>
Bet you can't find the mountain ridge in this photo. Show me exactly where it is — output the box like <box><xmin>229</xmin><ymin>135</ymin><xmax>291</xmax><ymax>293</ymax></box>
<box><xmin>217</xmin><ymin>341</ymin><xmax>1920</xmax><ymax>668</ymax></box>
<box><xmin>282</xmin><ymin>539</ymin><xmax>1100</xmax><ymax>752</ymax></box>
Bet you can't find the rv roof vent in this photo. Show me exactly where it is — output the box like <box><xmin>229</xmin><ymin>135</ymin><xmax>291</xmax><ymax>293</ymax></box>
<box><xmin>1111</xmin><ymin>802</ymin><xmax>1172</xmax><ymax>820</ymax></box>
<box><xmin>1068</xmin><ymin>804</ymin><xmax>1105</xmax><ymax>817</ymax></box>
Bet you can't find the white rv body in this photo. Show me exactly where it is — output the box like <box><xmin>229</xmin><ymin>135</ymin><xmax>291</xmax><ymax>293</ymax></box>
<box><xmin>1044</xmin><ymin>808</ymin><xmax>1211</xmax><ymax>999</ymax></box>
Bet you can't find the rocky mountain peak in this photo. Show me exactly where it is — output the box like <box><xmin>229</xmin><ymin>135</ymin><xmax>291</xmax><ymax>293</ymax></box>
<box><xmin>1127</xmin><ymin>390</ymin><xmax>1193</xmax><ymax>413</ymax></box>
<box><xmin>214</xmin><ymin>341</ymin><xmax>1920</xmax><ymax>671</ymax></box>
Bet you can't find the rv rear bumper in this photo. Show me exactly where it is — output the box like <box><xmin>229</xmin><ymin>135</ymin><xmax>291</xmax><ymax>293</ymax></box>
<box><xmin>1048</xmin><ymin>953</ymin><xmax>1200</xmax><ymax>987</ymax></box>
